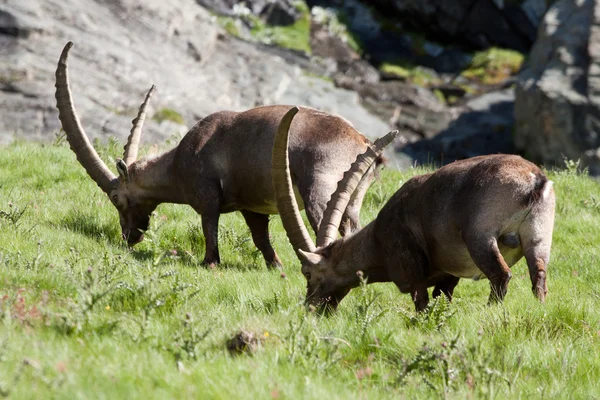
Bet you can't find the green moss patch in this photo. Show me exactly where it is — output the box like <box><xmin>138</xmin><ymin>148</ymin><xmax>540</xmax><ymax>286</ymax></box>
<box><xmin>153</xmin><ymin>108</ymin><xmax>185</xmax><ymax>125</ymax></box>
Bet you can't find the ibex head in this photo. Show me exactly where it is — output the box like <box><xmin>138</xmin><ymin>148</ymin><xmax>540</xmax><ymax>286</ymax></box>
<box><xmin>55</xmin><ymin>42</ymin><xmax>157</xmax><ymax>245</ymax></box>
<box><xmin>272</xmin><ymin>107</ymin><xmax>397</xmax><ymax>311</ymax></box>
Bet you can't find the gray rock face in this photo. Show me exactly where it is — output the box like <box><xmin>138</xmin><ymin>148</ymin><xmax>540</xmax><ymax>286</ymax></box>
<box><xmin>0</xmin><ymin>0</ymin><xmax>388</xmax><ymax>146</ymax></box>
<box><xmin>367</xmin><ymin>0</ymin><xmax>546</xmax><ymax>52</ymax></box>
<box><xmin>515</xmin><ymin>0</ymin><xmax>600</xmax><ymax>174</ymax></box>
<box><xmin>397</xmin><ymin>88</ymin><xmax>516</xmax><ymax>169</ymax></box>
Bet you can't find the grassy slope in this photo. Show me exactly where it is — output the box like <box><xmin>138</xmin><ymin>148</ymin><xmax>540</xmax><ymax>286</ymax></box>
<box><xmin>0</xmin><ymin>141</ymin><xmax>599</xmax><ymax>399</ymax></box>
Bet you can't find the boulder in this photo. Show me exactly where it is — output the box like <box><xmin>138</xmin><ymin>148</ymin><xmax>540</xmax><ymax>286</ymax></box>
<box><xmin>196</xmin><ymin>0</ymin><xmax>301</xmax><ymax>25</ymax></box>
<box><xmin>515</xmin><ymin>0</ymin><xmax>600</xmax><ymax>174</ymax></box>
<box><xmin>397</xmin><ymin>88</ymin><xmax>515</xmax><ymax>168</ymax></box>
<box><xmin>258</xmin><ymin>0</ymin><xmax>302</xmax><ymax>26</ymax></box>
<box><xmin>367</xmin><ymin>0</ymin><xmax>547</xmax><ymax>53</ymax></box>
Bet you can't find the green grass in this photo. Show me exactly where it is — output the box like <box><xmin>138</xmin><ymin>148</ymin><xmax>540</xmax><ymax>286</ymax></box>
<box><xmin>250</xmin><ymin>1</ymin><xmax>311</xmax><ymax>54</ymax></box>
<box><xmin>0</xmin><ymin>141</ymin><xmax>599</xmax><ymax>398</ymax></box>
<box><xmin>216</xmin><ymin>1</ymin><xmax>312</xmax><ymax>54</ymax></box>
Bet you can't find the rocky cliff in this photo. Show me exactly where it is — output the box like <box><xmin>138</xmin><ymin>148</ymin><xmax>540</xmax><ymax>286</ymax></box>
<box><xmin>0</xmin><ymin>0</ymin><xmax>388</xmax><ymax>146</ymax></box>
<box><xmin>8</xmin><ymin>0</ymin><xmax>588</xmax><ymax>173</ymax></box>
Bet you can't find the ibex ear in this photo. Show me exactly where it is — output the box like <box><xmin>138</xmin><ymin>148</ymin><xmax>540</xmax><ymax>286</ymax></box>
<box><xmin>298</xmin><ymin>249</ymin><xmax>324</xmax><ymax>266</ymax></box>
<box><xmin>115</xmin><ymin>158</ymin><xmax>129</xmax><ymax>182</ymax></box>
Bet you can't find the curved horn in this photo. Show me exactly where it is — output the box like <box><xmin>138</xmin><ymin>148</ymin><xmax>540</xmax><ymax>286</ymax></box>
<box><xmin>123</xmin><ymin>85</ymin><xmax>156</xmax><ymax>166</ymax></box>
<box><xmin>272</xmin><ymin>107</ymin><xmax>317</xmax><ymax>255</ymax></box>
<box><xmin>316</xmin><ymin>130</ymin><xmax>398</xmax><ymax>247</ymax></box>
<box><xmin>55</xmin><ymin>42</ymin><xmax>116</xmax><ymax>194</ymax></box>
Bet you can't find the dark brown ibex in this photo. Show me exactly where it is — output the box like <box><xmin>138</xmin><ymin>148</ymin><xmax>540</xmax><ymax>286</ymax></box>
<box><xmin>273</xmin><ymin>107</ymin><xmax>556</xmax><ymax>311</ymax></box>
<box><xmin>55</xmin><ymin>42</ymin><xmax>386</xmax><ymax>268</ymax></box>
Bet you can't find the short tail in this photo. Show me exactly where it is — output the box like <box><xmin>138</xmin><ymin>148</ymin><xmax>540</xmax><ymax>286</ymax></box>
<box><xmin>528</xmin><ymin>172</ymin><xmax>553</xmax><ymax>206</ymax></box>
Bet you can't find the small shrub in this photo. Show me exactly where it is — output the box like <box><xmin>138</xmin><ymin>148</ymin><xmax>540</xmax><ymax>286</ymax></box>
<box><xmin>394</xmin><ymin>334</ymin><xmax>516</xmax><ymax>397</ymax></box>
<box><xmin>281</xmin><ymin>308</ymin><xmax>342</xmax><ymax>372</ymax></box>
<box><xmin>167</xmin><ymin>313</ymin><xmax>210</xmax><ymax>362</ymax></box>
<box><xmin>401</xmin><ymin>295</ymin><xmax>456</xmax><ymax>332</ymax></box>
<box><xmin>354</xmin><ymin>271</ymin><xmax>386</xmax><ymax>341</ymax></box>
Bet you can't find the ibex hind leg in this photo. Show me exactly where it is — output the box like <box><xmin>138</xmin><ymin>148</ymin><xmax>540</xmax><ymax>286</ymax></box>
<box><xmin>241</xmin><ymin>210</ymin><xmax>283</xmax><ymax>270</ymax></box>
<box><xmin>519</xmin><ymin>189</ymin><xmax>555</xmax><ymax>302</ymax></box>
<box><xmin>463</xmin><ymin>232</ymin><xmax>512</xmax><ymax>304</ymax></box>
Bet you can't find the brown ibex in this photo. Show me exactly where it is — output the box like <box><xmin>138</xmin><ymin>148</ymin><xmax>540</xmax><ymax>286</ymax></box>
<box><xmin>273</xmin><ymin>107</ymin><xmax>556</xmax><ymax>311</ymax></box>
<box><xmin>55</xmin><ymin>42</ymin><xmax>385</xmax><ymax>268</ymax></box>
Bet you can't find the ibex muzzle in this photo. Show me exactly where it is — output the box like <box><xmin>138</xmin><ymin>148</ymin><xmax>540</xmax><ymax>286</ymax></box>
<box><xmin>55</xmin><ymin>42</ymin><xmax>386</xmax><ymax>267</ymax></box>
<box><xmin>273</xmin><ymin>108</ymin><xmax>556</xmax><ymax>312</ymax></box>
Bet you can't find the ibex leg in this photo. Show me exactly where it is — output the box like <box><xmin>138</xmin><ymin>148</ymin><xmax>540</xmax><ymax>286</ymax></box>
<box><xmin>241</xmin><ymin>210</ymin><xmax>283</xmax><ymax>270</ymax></box>
<box><xmin>463</xmin><ymin>234</ymin><xmax>512</xmax><ymax>304</ymax></box>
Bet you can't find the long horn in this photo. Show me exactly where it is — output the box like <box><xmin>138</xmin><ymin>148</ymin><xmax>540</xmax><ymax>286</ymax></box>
<box><xmin>316</xmin><ymin>130</ymin><xmax>398</xmax><ymax>247</ymax></box>
<box><xmin>272</xmin><ymin>107</ymin><xmax>317</xmax><ymax>255</ymax></box>
<box><xmin>123</xmin><ymin>85</ymin><xmax>155</xmax><ymax>166</ymax></box>
<box><xmin>55</xmin><ymin>42</ymin><xmax>116</xmax><ymax>193</ymax></box>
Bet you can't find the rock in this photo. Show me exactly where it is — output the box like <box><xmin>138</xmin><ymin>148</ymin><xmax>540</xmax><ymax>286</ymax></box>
<box><xmin>310</xmin><ymin>20</ymin><xmax>360</xmax><ymax>64</ymax></box>
<box><xmin>195</xmin><ymin>0</ymin><xmax>238</xmax><ymax>16</ymax></box>
<box><xmin>521</xmin><ymin>0</ymin><xmax>549</xmax><ymax>26</ymax></box>
<box><xmin>0</xmin><ymin>0</ymin><xmax>389</xmax><ymax>146</ymax></box>
<box><xmin>367</xmin><ymin>0</ymin><xmax>547</xmax><ymax>53</ymax></box>
<box><xmin>515</xmin><ymin>0</ymin><xmax>600</xmax><ymax>174</ymax></box>
<box><xmin>430</xmin><ymin>83</ymin><xmax>467</xmax><ymax>100</ymax></box>
<box><xmin>196</xmin><ymin>0</ymin><xmax>301</xmax><ymax>25</ymax></box>
<box><xmin>353</xmin><ymin>80</ymin><xmax>446</xmax><ymax>113</ymax></box>
<box><xmin>259</xmin><ymin>0</ymin><xmax>301</xmax><ymax>26</ymax></box>
<box><xmin>397</xmin><ymin>88</ymin><xmax>515</xmax><ymax>168</ymax></box>
<box><xmin>307</xmin><ymin>0</ymin><xmax>474</xmax><ymax>75</ymax></box>
<box><xmin>310</xmin><ymin>17</ymin><xmax>381</xmax><ymax>87</ymax></box>
<box><xmin>226</xmin><ymin>330</ymin><xmax>259</xmax><ymax>355</ymax></box>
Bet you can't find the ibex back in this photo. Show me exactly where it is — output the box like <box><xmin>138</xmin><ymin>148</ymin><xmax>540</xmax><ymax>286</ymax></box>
<box><xmin>273</xmin><ymin>107</ymin><xmax>556</xmax><ymax>311</ymax></box>
<box><xmin>55</xmin><ymin>42</ymin><xmax>384</xmax><ymax>268</ymax></box>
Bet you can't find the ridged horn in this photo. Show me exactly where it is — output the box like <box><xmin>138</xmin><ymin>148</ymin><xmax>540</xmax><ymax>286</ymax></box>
<box><xmin>272</xmin><ymin>107</ymin><xmax>317</xmax><ymax>255</ymax></box>
<box><xmin>316</xmin><ymin>130</ymin><xmax>398</xmax><ymax>247</ymax></box>
<box><xmin>123</xmin><ymin>85</ymin><xmax>155</xmax><ymax>166</ymax></box>
<box><xmin>55</xmin><ymin>42</ymin><xmax>116</xmax><ymax>194</ymax></box>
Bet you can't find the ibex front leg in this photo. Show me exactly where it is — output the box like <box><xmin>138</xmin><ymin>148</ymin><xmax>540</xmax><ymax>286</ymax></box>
<box><xmin>201</xmin><ymin>208</ymin><xmax>221</xmax><ymax>267</ymax></box>
<box><xmin>191</xmin><ymin>184</ymin><xmax>222</xmax><ymax>267</ymax></box>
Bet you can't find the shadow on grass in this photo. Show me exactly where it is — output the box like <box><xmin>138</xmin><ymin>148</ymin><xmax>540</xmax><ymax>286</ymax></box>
<box><xmin>58</xmin><ymin>212</ymin><xmax>121</xmax><ymax>246</ymax></box>
<box><xmin>128</xmin><ymin>248</ymin><xmax>264</xmax><ymax>272</ymax></box>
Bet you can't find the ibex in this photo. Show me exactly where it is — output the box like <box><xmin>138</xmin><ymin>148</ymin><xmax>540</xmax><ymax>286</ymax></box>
<box><xmin>273</xmin><ymin>107</ymin><xmax>556</xmax><ymax>311</ymax></box>
<box><xmin>55</xmin><ymin>42</ymin><xmax>385</xmax><ymax>268</ymax></box>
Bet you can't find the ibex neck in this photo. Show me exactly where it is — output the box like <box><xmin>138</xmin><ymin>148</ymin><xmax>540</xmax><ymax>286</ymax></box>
<box><xmin>336</xmin><ymin>222</ymin><xmax>388</xmax><ymax>284</ymax></box>
<box><xmin>130</xmin><ymin>148</ymin><xmax>185</xmax><ymax>204</ymax></box>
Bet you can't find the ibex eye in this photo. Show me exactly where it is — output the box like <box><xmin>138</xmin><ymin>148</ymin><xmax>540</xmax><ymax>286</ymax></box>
<box><xmin>304</xmin><ymin>272</ymin><xmax>311</xmax><ymax>280</ymax></box>
<box><xmin>112</xmin><ymin>195</ymin><xmax>118</xmax><ymax>203</ymax></box>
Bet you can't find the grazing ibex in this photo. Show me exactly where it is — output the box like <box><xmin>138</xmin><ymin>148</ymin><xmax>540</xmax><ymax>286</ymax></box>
<box><xmin>273</xmin><ymin>107</ymin><xmax>556</xmax><ymax>311</ymax></box>
<box><xmin>55</xmin><ymin>42</ymin><xmax>384</xmax><ymax>268</ymax></box>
